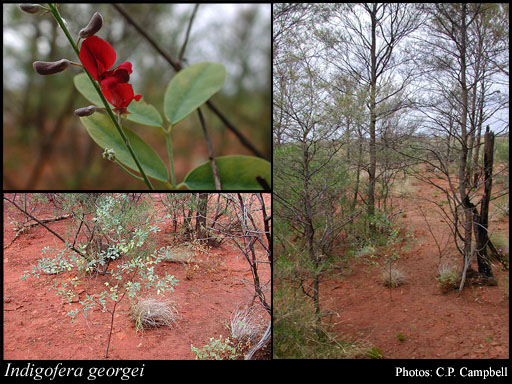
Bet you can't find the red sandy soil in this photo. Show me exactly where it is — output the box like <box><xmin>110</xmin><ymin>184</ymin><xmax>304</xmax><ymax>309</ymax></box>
<box><xmin>321</xmin><ymin>174</ymin><xmax>509</xmax><ymax>359</ymax></box>
<box><xmin>3</xmin><ymin>195</ymin><xmax>270</xmax><ymax>360</ymax></box>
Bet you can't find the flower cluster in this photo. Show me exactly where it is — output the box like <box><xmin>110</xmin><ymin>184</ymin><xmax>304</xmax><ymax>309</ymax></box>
<box><xmin>28</xmin><ymin>9</ymin><xmax>141</xmax><ymax>115</ymax></box>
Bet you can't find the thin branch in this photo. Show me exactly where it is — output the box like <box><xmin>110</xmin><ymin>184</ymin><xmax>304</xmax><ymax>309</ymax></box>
<box><xmin>179</xmin><ymin>4</ymin><xmax>199</xmax><ymax>61</ymax></box>
<box><xmin>197</xmin><ymin>107</ymin><xmax>222</xmax><ymax>190</ymax></box>
<box><xmin>4</xmin><ymin>196</ymin><xmax>85</xmax><ymax>258</ymax></box>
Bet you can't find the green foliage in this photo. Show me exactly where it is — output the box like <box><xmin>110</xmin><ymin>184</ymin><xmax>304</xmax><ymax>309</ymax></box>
<box><xmin>273</xmin><ymin>281</ymin><xmax>372</xmax><ymax>359</ymax></box>
<box><xmin>436</xmin><ymin>264</ymin><xmax>459</xmax><ymax>292</ymax></box>
<box><xmin>79</xmin><ymin>113</ymin><xmax>169</xmax><ymax>182</ymax></box>
<box><xmin>489</xmin><ymin>233</ymin><xmax>509</xmax><ymax>262</ymax></box>
<box><xmin>367</xmin><ymin>347</ymin><xmax>383</xmax><ymax>359</ymax></box>
<box><xmin>181</xmin><ymin>155</ymin><xmax>271</xmax><ymax>190</ymax></box>
<box><xmin>190</xmin><ymin>335</ymin><xmax>240</xmax><ymax>360</ymax></box>
<box><xmin>21</xmin><ymin>249</ymin><xmax>72</xmax><ymax>280</ymax></box>
<box><xmin>274</xmin><ymin>140</ymin><xmax>352</xmax><ymax>257</ymax></box>
<box><xmin>164</xmin><ymin>62</ymin><xmax>226</xmax><ymax>126</ymax></box>
<box><xmin>76</xmin><ymin>69</ymin><xmax>269</xmax><ymax>189</ymax></box>
<box><xmin>74</xmin><ymin>73</ymin><xmax>163</xmax><ymax>128</ymax></box>
<box><xmin>273</xmin><ymin>283</ymin><xmax>321</xmax><ymax>358</ymax></box>
<box><xmin>494</xmin><ymin>136</ymin><xmax>509</xmax><ymax>166</ymax></box>
<box><xmin>21</xmin><ymin>194</ymin><xmax>178</xmax><ymax>324</ymax></box>
<box><xmin>347</xmin><ymin>208</ymin><xmax>410</xmax><ymax>258</ymax></box>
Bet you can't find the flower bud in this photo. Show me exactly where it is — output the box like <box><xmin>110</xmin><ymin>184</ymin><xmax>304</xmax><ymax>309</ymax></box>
<box><xmin>79</xmin><ymin>12</ymin><xmax>103</xmax><ymax>38</ymax></box>
<box><xmin>74</xmin><ymin>105</ymin><xmax>98</xmax><ymax>117</ymax></box>
<box><xmin>33</xmin><ymin>59</ymin><xmax>70</xmax><ymax>75</ymax></box>
<box><xmin>102</xmin><ymin>148</ymin><xmax>116</xmax><ymax>162</ymax></box>
<box><xmin>19</xmin><ymin>4</ymin><xmax>42</xmax><ymax>14</ymax></box>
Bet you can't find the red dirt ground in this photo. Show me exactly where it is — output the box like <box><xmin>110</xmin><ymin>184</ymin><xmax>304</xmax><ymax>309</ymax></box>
<box><xmin>321</xmin><ymin>174</ymin><xmax>509</xmax><ymax>359</ymax></box>
<box><xmin>3</xmin><ymin>194</ymin><xmax>271</xmax><ymax>360</ymax></box>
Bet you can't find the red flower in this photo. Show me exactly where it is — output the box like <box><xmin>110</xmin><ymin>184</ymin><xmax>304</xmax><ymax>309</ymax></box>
<box><xmin>102</xmin><ymin>83</ymin><xmax>142</xmax><ymax>114</ymax></box>
<box><xmin>79</xmin><ymin>36</ymin><xmax>141</xmax><ymax>113</ymax></box>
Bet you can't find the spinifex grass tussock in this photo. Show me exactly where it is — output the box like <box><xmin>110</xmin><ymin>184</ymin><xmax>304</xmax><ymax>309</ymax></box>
<box><xmin>228</xmin><ymin>305</ymin><xmax>265</xmax><ymax>344</ymax></box>
<box><xmin>159</xmin><ymin>244</ymin><xmax>197</xmax><ymax>263</ymax></box>
<box><xmin>130</xmin><ymin>297</ymin><xmax>179</xmax><ymax>332</ymax></box>
<box><xmin>382</xmin><ymin>266</ymin><xmax>407</xmax><ymax>288</ymax></box>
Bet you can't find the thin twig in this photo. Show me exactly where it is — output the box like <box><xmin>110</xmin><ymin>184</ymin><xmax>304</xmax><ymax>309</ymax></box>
<box><xmin>179</xmin><ymin>4</ymin><xmax>199</xmax><ymax>61</ymax></box>
<box><xmin>4</xmin><ymin>214</ymin><xmax>72</xmax><ymax>249</ymax></box>
<box><xmin>197</xmin><ymin>108</ymin><xmax>222</xmax><ymax>190</ymax></box>
<box><xmin>4</xmin><ymin>196</ymin><xmax>84</xmax><ymax>257</ymax></box>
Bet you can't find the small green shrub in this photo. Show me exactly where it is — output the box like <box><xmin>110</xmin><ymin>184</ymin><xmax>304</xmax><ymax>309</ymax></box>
<box><xmin>22</xmin><ymin>252</ymin><xmax>72</xmax><ymax>278</ymax></box>
<box><xmin>489</xmin><ymin>233</ymin><xmax>509</xmax><ymax>262</ymax></box>
<box><xmin>396</xmin><ymin>332</ymin><xmax>406</xmax><ymax>342</ymax></box>
<box><xmin>356</xmin><ymin>245</ymin><xmax>376</xmax><ymax>258</ymax></box>
<box><xmin>437</xmin><ymin>264</ymin><xmax>459</xmax><ymax>292</ymax></box>
<box><xmin>273</xmin><ymin>282</ymin><xmax>379</xmax><ymax>359</ymax></box>
<box><xmin>367</xmin><ymin>347</ymin><xmax>383</xmax><ymax>359</ymax></box>
<box><xmin>191</xmin><ymin>335</ymin><xmax>241</xmax><ymax>360</ymax></box>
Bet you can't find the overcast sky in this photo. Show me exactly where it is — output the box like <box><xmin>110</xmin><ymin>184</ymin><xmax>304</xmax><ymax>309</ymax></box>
<box><xmin>3</xmin><ymin>3</ymin><xmax>271</xmax><ymax>95</ymax></box>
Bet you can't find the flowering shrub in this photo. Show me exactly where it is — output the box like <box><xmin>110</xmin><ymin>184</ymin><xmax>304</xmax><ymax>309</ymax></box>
<box><xmin>21</xmin><ymin>4</ymin><xmax>271</xmax><ymax>190</ymax></box>
<box><xmin>20</xmin><ymin>194</ymin><xmax>178</xmax><ymax>358</ymax></box>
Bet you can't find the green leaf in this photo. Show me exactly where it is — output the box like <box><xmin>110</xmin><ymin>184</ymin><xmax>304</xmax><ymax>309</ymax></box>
<box><xmin>164</xmin><ymin>62</ymin><xmax>226</xmax><ymax>126</ymax></box>
<box><xmin>182</xmin><ymin>155</ymin><xmax>271</xmax><ymax>190</ymax></box>
<box><xmin>74</xmin><ymin>72</ymin><xmax>105</xmax><ymax>106</ymax></box>
<box><xmin>74</xmin><ymin>73</ymin><xmax>163</xmax><ymax>128</ymax></box>
<box><xmin>126</xmin><ymin>98</ymin><xmax>163</xmax><ymax>128</ymax></box>
<box><xmin>79</xmin><ymin>113</ymin><xmax>169</xmax><ymax>182</ymax></box>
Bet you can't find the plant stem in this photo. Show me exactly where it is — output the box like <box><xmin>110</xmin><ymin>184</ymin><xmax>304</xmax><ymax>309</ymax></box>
<box><xmin>197</xmin><ymin>108</ymin><xmax>222</xmax><ymax>190</ymax></box>
<box><xmin>114</xmin><ymin>160</ymin><xmax>144</xmax><ymax>181</ymax></box>
<box><xmin>165</xmin><ymin>127</ymin><xmax>176</xmax><ymax>187</ymax></box>
<box><xmin>105</xmin><ymin>301</ymin><xmax>117</xmax><ymax>358</ymax></box>
<box><xmin>48</xmin><ymin>4</ymin><xmax>154</xmax><ymax>190</ymax></box>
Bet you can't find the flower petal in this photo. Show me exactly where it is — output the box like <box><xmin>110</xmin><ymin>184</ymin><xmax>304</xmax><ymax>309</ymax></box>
<box><xmin>102</xmin><ymin>82</ymin><xmax>141</xmax><ymax>113</ymax></box>
<box><xmin>116</xmin><ymin>62</ymin><xmax>133</xmax><ymax>74</ymax></box>
<box><xmin>79</xmin><ymin>36</ymin><xmax>116</xmax><ymax>80</ymax></box>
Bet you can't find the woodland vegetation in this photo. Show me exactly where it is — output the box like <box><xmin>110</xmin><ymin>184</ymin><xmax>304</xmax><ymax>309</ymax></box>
<box><xmin>273</xmin><ymin>3</ymin><xmax>509</xmax><ymax>358</ymax></box>
<box><xmin>5</xmin><ymin>193</ymin><xmax>271</xmax><ymax>359</ymax></box>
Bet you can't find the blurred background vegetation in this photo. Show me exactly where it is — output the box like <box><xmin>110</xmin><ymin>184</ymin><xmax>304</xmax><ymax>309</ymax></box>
<box><xmin>3</xmin><ymin>3</ymin><xmax>271</xmax><ymax>189</ymax></box>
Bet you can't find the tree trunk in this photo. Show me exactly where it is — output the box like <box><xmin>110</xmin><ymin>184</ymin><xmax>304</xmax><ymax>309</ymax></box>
<box><xmin>352</xmin><ymin>126</ymin><xmax>363</xmax><ymax>212</ymax></box>
<box><xmin>195</xmin><ymin>193</ymin><xmax>208</xmax><ymax>243</ymax></box>
<box><xmin>368</xmin><ymin>5</ymin><xmax>378</xmax><ymax>234</ymax></box>
<box><xmin>474</xmin><ymin>128</ymin><xmax>495</xmax><ymax>278</ymax></box>
<box><xmin>458</xmin><ymin>4</ymin><xmax>473</xmax><ymax>267</ymax></box>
